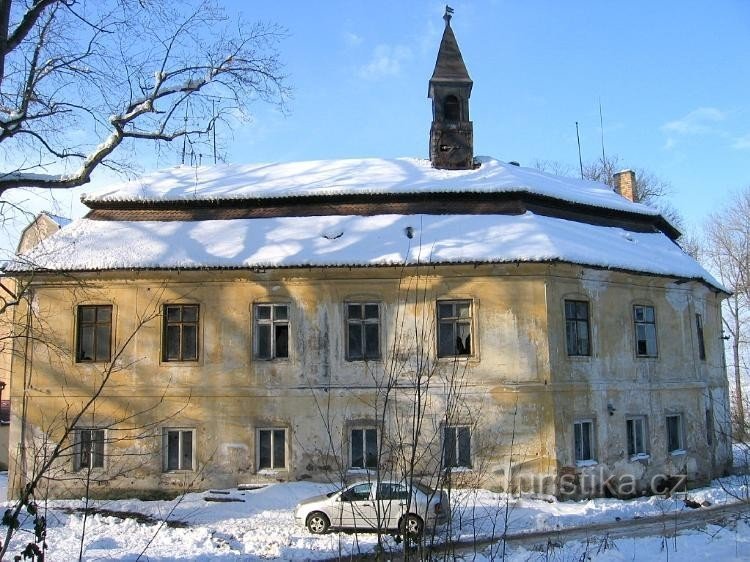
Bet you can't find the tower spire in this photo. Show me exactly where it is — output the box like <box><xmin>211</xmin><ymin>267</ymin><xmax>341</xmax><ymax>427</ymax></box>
<box><xmin>429</xmin><ymin>8</ymin><xmax>474</xmax><ymax>170</ymax></box>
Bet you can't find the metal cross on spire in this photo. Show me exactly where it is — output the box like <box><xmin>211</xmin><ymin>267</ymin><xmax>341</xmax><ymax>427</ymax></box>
<box><xmin>444</xmin><ymin>5</ymin><xmax>454</xmax><ymax>26</ymax></box>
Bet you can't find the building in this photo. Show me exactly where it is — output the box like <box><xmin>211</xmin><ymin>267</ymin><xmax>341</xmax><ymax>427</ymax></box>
<box><xmin>6</xmin><ymin>11</ymin><xmax>730</xmax><ymax>499</ymax></box>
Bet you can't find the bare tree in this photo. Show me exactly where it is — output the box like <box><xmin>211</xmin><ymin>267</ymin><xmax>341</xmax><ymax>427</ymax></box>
<box><xmin>703</xmin><ymin>188</ymin><xmax>750</xmax><ymax>439</ymax></box>
<box><xmin>0</xmin><ymin>0</ymin><xmax>289</xmax><ymax>195</ymax></box>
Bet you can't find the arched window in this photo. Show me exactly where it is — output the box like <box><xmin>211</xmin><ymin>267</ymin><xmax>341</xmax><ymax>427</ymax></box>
<box><xmin>444</xmin><ymin>95</ymin><xmax>460</xmax><ymax>122</ymax></box>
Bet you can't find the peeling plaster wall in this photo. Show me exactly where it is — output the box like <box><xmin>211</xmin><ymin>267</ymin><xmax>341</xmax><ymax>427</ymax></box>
<box><xmin>6</xmin><ymin>263</ymin><xmax>730</xmax><ymax>499</ymax></box>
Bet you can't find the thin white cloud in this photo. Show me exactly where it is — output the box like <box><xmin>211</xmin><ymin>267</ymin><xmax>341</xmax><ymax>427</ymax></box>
<box><xmin>358</xmin><ymin>44</ymin><xmax>412</xmax><ymax>80</ymax></box>
<box><xmin>342</xmin><ymin>31</ymin><xmax>363</xmax><ymax>47</ymax></box>
<box><xmin>733</xmin><ymin>134</ymin><xmax>750</xmax><ymax>151</ymax></box>
<box><xmin>661</xmin><ymin>107</ymin><xmax>727</xmax><ymax>135</ymax></box>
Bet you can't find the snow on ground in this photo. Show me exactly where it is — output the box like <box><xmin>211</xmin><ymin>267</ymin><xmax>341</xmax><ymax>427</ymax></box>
<box><xmin>1</xmin><ymin>473</ymin><xmax>749</xmax><ymax>561</ymax></box>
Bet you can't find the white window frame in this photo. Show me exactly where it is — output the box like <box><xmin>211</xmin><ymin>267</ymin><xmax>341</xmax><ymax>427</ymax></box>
<box><xmin>573</xmin><ymin>419</ymin><xmax>596</xmax><ymax>465</ymax></box>
<box><xmin>442</xmin><ymin>425</ymin><xmax>472</xmax><ymax>469</ymax></box>
<box><xmin>257</xmin><ymin>427</ymin><xmax>287</xmax><ymax>470</ymax></box>
<box><xmin>633</xmin><ymin>304</ymin><xmax>658</xmax><ymax>357</ymax></box>
<box><xmin>626</xmin><ymin>416</ymin><xmax>649</xmax><ymax>458</ymax></box>
<box><xmin>253</xmin><ymin>304</ymin><xmax>290</xmax><ymax>360</ymax></box>
<box><xmin>437</xmin><ymin>300</ymin><xmax>474</xmax><ymax>358</ymax></box>
<box><xmin>349</xmin><ymin>426</ymin><xmax>378</xmax><ymax>470</ymax></box>
<box><xmin>666</xmin><ymin>413</ymin><xmax>686</xmax><ymax>454</ymax></box>
<box><xmin>74</xmin><ymin>428</ymin><xmax>105</xmax><ymax>471</ymax></box>
<box><xmin>162</xmin><ymin>428</ymin><xmax>195</xmax><ymax>472</ymax></box>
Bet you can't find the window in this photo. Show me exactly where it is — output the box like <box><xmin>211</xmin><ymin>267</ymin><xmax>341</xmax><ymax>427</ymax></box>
<box><xmin>574</xmin><ymin>419</ymin><xmax>596</xmax><ymax>463</ymax></box>
<box><xmin>350</xmin><ymin>427</ymin><xmax>378</xmax><ymax>469</ymax></box>
<box><xmin>564</xmin><ymin>300</ymin><xmax>590</xmax><ymax>356</ymax></box>
<box><xmin>696</xmin><ymin>313</ymin><xmax>706</xmax><ymax>360</ymax></box>
<box><xmin>163</xmin><ymin>428</ymin><xmax>194</xmax><ymax>471</ymax></box>
<box><xmin>444</xmin><ymin>95</ymin><xmax>460</xmax><ymax>122</ymax></box>
<box><xmin>377</xmin><ymin>482</ymin><xmax>410</xmax><ymax>500</ymax></box>
<box><xmin>163</xmin><ymin>304</ymin><xmax>199</xmax><ymax>361</ymax></box>
<box><xmin>626</xmin><ymin>416</ymin><xmax>648</xmax><ymax>457</ymax></box>
<box><xmin>346</xmin><ymin>303</ymin><xmax>380</xmax><ymax>360</ymax></box>
<box><xmin>438</xmin><ymin>300</ymin><xmax>472</xmax><ymax>357</ymax></box>
<box><xmin>75</xmin><ymin>428</ymin><xmax>104</xmax><ymax>470</ymax></box>
<box><xmin>258</xmin><ymin>428</ymin><xmax>286</xmax><ymax>470</ymax></box>
<box><xmin>633</xmin><ymin>305</ymin><xmax>657</xmax><ymax>357</ymax></box>
<box><xmin>76</xmin><ymin>305</ymin><xmax>112</xmax><ymax>362</ymax></box>
<box><xmin>666</xmin><ymin>414</ymin><xmax>685</xmax><ymax>453</ymax></box>
<box><xmin>254</xmin><ymin>304</ymin><xmax>289</xmax><ymax>359</ymax></box>
<box><xmin>442</xmin><ymin>425</ymin><xmax>471</xmax><ymax>468</ymax></box>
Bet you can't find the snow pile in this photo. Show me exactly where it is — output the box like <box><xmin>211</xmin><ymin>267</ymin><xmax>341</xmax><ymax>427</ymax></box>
<box><xmin>8</xmin><ymin>212</ymin><xmax>721</xmax><ymax>289</ymax></box>
<box><xmin>81</xmin><ymin>156</ymin><xmax>657</xmax><ymax>215</ymax></box>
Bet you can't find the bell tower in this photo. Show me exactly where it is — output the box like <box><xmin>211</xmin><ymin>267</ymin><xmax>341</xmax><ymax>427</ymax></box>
<box><xmin>429</xmin><ymin>6</ymin><xmax>474</xmax><ymax>170</ymax></box>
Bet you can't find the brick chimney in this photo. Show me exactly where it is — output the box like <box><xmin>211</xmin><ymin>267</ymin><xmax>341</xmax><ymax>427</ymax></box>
<box><xmin>613</xmin><ymin>169</ymin><xmax>636</xmax><ymax>202</ymax></box>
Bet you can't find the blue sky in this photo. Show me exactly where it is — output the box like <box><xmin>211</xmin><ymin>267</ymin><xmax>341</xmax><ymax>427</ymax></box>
<box><xmin>6</xmin><ymin>0</ymin><xmax>750</xmax><ymax>247</ymax></box>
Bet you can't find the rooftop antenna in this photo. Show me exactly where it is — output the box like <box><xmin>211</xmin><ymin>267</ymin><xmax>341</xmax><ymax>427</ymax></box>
<box><xmin>599</xmin><ymin>98</ymin><xmax>606</xmax><ymax>162</ymax></box>
<box><xmin>575</xmin><ymin>121</ymin><xmax>584</xmax><ymax>179</ymax></box>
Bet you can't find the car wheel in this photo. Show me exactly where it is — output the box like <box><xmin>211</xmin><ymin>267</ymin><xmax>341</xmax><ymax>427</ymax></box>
<box><xmin>399</xmin><ymin>513</ymin><xmax>423</xmax><ymax>539</ymax></box>
<box><xmin>306</xmin><ymin>512</ymin><xmax>330</xmax><ymax>534</ymax></box>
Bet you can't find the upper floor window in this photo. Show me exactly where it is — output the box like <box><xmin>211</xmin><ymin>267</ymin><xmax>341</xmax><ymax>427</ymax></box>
<box><xmin>74</xmin><ymin>428</ymin><xmax>105</xmax><ymax>471</ymax></box>
<box><xmin>444</xmin><ymin>95</ymin><xmax>460</xmax><ymax>122</ymax></box>
<box><xmin>438</xmin><ymin>300</ymin><xmax>472</xmax><ymax>357</ymax></box>
<box><xmin>574</xmin><ymin>419</ymin><xmax>596</xmax><ymax>464</ymax></box>
<box><xmin>564</xmin><ymin>300</ymin><xmax>590</xmax><ymax>356</ymax></box>
<box><xmin>633</xmin><ymin>305</ymin><xmax>657</xmax><ymax>357</ymax></box>
<box><xmin>163</xmin><ymin>304</ymin><xmax>199</xmax><ymax>361</ymax></box>
<box><xmin>163</xmin><ymin>428</ymin><xmax>194</xmax><ymax>471</ymax></box>
<box><xmin>696</xmin><ymin>313</ymin><xmax>706</xmax><ymax>360</ymax></box>
<box><xmin>350</xmin><ymin>427</ymin><xmax>378</xmax><ymax>470</ymax></box>
<box><xmin>254</xmin><ymin>304</ymin><xmax>289</xmax><ymax>360</ymax></box>
<box><xmin>346</xmin><ymin>303</ymin><xmax>380</xmax><ymax>361</ymax></box>
<box><xmin>76</xmin><ymin>305</ymin><xmax>112</xmax><ymax>362</ymax></box>
<box><xmin>442</xmin><ymin>425</ymin><xmax>471</xmax><ymax>469</ymax></box>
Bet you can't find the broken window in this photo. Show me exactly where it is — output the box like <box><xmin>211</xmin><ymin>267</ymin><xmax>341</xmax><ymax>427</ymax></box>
<box><xmin>350</xmin><ymin>427</ymin><xmax>378</xmax><ymax>470</ymax></box>
<box><xmin>564</xmin><ymin>300</ymin><xmax>590</xmax><ymax>356</ymax></box>
<box><xmin>626</xmin><ymin>416</ymin><xmax>648</xmax><ymax>457</ymax></box>
<box><xmin>162</xmin><ymin>304</ymin><xmax>199</xmax><ymax>361</ymax></box>
<box><xmin>163</xmin><ymin>428</ymin><xmax>194</xmax><ymax>471</ymax></box>
<box><xmin>346</xmin><ymin>303</ymin><xmax>380</xmax><ymax>361</ymax></box>
<box><xmin>696</xmin><ymin>313</ymin><xmax>706</xmax><ymax>360</ymax></box>
<box><xmin>633</xmin><ymin>305</ymin><xmax>657</xmax><ymax>357</ymax></box>
<box><xmin>438</xmin><ymin>300</ymin><xmax>472</xmax><ymax>357</ymax></box>
<box><xmin>442</xmin><ymin>425</ymin><xmax>471</xmax><ymax>469</ymax></box>
<box><xmin>666</xmin><ymin>414</ymin><xmax>685</xmax><ymax>453</ymax></box>
<box><xmin>258</xmin><ymin>428</ymin><xmax>286</xmax><ymax>469</ymax></box>
<box><xmin>76</xmin><ymin>305</ymin><xmax>112</xmax><ymax>362</ymax></box>
<box><xmin>254</xmin><ymin>304</ymin><xmax>289</xmax><ymax>359</ymax></box>
<box><xmin>75</xmin><ymin>428</ymin><xmax>105</xmax><ymax>470</ymax></box>
<box><xmin>574</xmin><ymin>419</ymin><xmax>595</xmax><ymax>463</ymax></box>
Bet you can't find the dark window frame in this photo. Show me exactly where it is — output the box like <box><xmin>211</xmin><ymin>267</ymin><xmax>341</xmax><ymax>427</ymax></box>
<box><xmin>74</xmin><ymin>428</ymin><xmax>105</xmax><ymax>471</ymax></box>
<box><xmin>442</xmin><ymin>425</ymin><xmax>472</xmax><ymax>469</ymax></box>
<box><xmin>163</xmin><ymin>428</ymin><xmax>194</xmax><ymax>471</ymax></box>
<box><xmin>345</xmin><ymin>302</ymin><xmax>381</xmax><ymax>361</ymax></box>
<box><xmin>76</xmin><ymin>305</ymin><xmax>113</xmax><ymax>363</ymax></box>
<box><xmin>350</xmin><ymin>427</ymin><xmax>378</xmax><ymax>470</ymax></box>
<box><xmin>443</xmin><ymin>95</ymin><xmax>460</xmax><ymax>122</ymax></box>
<box><xmin>633</xmin><ymin>304</ymin><xmax>658</xmax><ymax>357</ymax></box>
<box><xmin>666</xmin><ymin>414</ymin><xmax>685</xmax><ymax>453</ymax></box>
<box><xmin>254</xmin><ymin>304</ymin><xmax>290</xmax><ymax>360</ymax></box>
<box><xmin>162</xmin><ymin>304</ymin><xmax>199</xmax><ymax>362</ymax></box>
<box><xmin>564</xmin><ymin>300</ymin><xmax>591</xmax><ymax>356</ymax></box>
<box><xmin>437</xmin><ymin>300</ymin><xmax>473</xmax><ymax>358</ymax></box>
<box><xmin>696</xmin><ymin>313</ymin><xmax>706</xmax><ymax>360</ymax></box>
<box><xmin>574</xmin><ymin>419</ymin><xmax>596</xmax><ymax>463</ymax></box>
<box><xmin>257</xmin><ymin>428</ymin><xmax>287</xmax><ymax>470</ymax></box>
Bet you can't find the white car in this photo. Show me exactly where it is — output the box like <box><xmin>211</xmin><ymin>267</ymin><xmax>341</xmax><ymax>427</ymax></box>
<box><xmin>294</xmin><ymin>480</ymin><xmax>449</xmax><ymax>537</ymax></box>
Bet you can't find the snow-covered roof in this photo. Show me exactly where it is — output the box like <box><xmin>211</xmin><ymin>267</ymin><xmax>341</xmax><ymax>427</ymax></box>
<box><xmin>9</xmin><ymin>212</ymin><xmax>721</xmax><ymax>289</ymax></box>
<box><xmin>81</xmin><ymin>157</ymin><xmax>658</xmax><ymax>217</ymax></box>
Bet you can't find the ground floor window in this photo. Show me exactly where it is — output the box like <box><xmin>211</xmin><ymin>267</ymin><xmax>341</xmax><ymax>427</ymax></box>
<box><xmin>258</xmin><ymin>428</ymin><xmax>286</xmax><ymax>470</ymax></box>
<box><xmin>442</xmin><ymin>425</ymin><xmax>471</xmax><ymax>469</ymax></box>
<box><xmin>666</xmin><ymin>414</ymin><xmax>685</xmax><ymax>453</ymax></box>
<box><xmin>75</xmin><ymin>428</ymin><xmax>105</xmax><ymax>471</ymax></box>
<box><xmin>574</xmin><ymin>419</ymin><xmax>596</xmax><ymax>463</ymax></box>
<box><xmin>626</xmin><ymin>416</ymin><xmax>648</xmax><ymax>457</ymax></box>
<box><xmin>350</xmin><ymin>427</ymin><xmax>378</xmax><ymax>469</ymax></box>
<box><xmin>163</xmin><ymin>428</ymin><xmax>194</xmax><ymax>471</ymax></box>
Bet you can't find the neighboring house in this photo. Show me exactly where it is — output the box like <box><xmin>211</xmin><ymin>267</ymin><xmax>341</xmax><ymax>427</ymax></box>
<box><xmin>5</xmin><ymin>12</ymin><xmax>731</xmax><ymax>499</ymax></box>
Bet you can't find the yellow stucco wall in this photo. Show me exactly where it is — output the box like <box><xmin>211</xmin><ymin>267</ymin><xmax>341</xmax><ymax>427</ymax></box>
<box><xmin>6</xmin><ymin>263</ymin><xmax>731</xmax><ymax>499</ymax></box>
